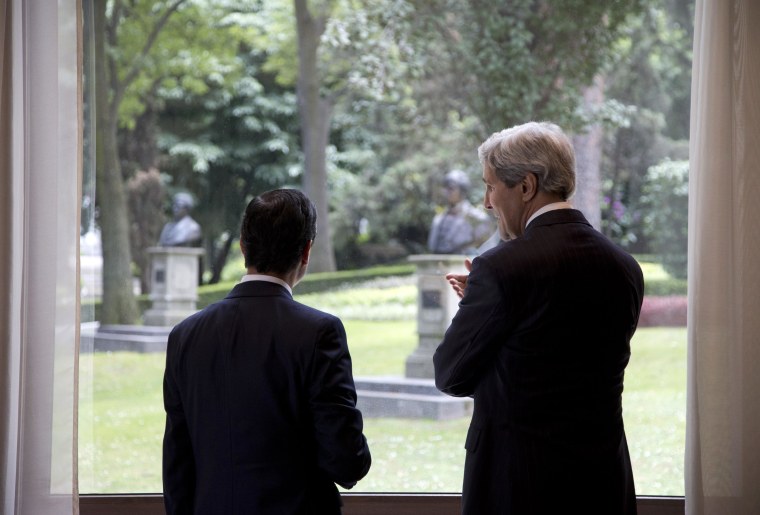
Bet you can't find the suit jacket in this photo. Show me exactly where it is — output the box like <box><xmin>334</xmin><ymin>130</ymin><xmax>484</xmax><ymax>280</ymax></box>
<box><xmin>163</xmin><ymin>280</ymin><xmax>371</xmax><ymax>515</ymax></box>
<box><xmin>434</xmin><ymin>209</ymin><xmax>644</xmax><ymax>515</ymax></box>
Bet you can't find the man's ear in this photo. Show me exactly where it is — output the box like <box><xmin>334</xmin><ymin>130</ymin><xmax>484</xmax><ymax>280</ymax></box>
<box><xmin>239</xmin><ymin>239</ymin><xmax>246</xmax><ymax>259</ymax></box>
<box><xmin>521</xmin><ymin>173</ymin><xmax>539</xmax><ymax>201</ymax></box>
<box><xmin>301</xmin><ymin>240</ymin><xmax>313</xmax><ymax>265</ymax></box>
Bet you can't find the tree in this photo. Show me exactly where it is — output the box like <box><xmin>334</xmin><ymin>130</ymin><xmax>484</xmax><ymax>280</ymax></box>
<box><xmin>255</xmin><ymin>0</ymin><xmax>415</xmax><ymax>271</ymax></box>
<box><xmin>294</xmin><ymin>0</ymin><xmax>336</xmax><ymax>271</ymax></box>
<box><xmin>403</xmin><ymin>1</ymin><xmax>642</xmax><ymax>135</ymax></box>
<box><xmin>156</xmin><ymin>40</ymin><xmax>301</xmax><ymax>283</ymax></box>
<box><xmin>642</xmin><ymin>160</ymin><xmax>688</xmax><ymax>278</ymax></box>
<box><xmin>94</xmin><ymin>0</ymin><xmax>247</xmax><ymax>321</ymax></box>
<box><xmin>600</xmin><ymin>0</ymin><xmax>692</xmax><ymax>251</ymax></box>
<box><xmin>337</xmin><ymin>0</ymin><xmax>644</xmax><ymax>253</ymax></box>
<box><xmin>93</xmin><ymin>1</ymin><xmax>178</xmax><ymax>324</ymax></box>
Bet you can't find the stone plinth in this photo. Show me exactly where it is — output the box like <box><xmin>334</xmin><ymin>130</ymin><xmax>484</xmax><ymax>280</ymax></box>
<box><xmin>143</xmin><ymin>246</ymin><xmax>204</xmax><ymax>327</ymax></box>
<box><xmin>405</xmin><ymin>254</ymin><xmax>468</xmax><ymax>379</ymax></box>
<box><xmin>80</xmin><ymin>324</ymin><xmax>171</xmax><ymax>353</ymax></box>
<box><xmin>355</xmin><ymin>376</ymin><xmax>473</xmax><ymax>420</ymax></box>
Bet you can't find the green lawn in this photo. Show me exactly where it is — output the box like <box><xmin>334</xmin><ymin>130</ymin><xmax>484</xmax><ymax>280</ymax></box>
<box><xmin>80</xmin><ymin>260</ymin><xmax>685</xmax><ymax>494</ymax></box>
<box><xmin>78</xmin><ymin>321</ymin><xmax>686</xmax><ymax>495</ymax></box>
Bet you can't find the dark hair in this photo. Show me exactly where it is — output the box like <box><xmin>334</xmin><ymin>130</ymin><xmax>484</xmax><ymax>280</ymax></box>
<box><xmin>240</xmin><ymin>189</ymin><xmax>317</xmax><ymax>275</ymax></box>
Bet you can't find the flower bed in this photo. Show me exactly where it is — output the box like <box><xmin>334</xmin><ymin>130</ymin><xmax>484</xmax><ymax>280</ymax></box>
<box><xmin>639</xmin><ymin>295</ymin><xmax>687</xmax><ymax>327</ymax></box>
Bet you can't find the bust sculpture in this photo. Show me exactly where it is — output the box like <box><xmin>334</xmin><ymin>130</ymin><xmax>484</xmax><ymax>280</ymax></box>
<box><xmin>158</xmin><ymin>192</ymin><xmax>202</xmax><ymax>247</ymax></box>
<box><xmin>427</xmin><ymin>169</ymin><xmax>495</xmax><ymax>255</ymax></box>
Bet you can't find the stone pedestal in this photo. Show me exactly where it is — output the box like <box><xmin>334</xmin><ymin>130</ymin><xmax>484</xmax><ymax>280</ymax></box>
<box><xmin>143</xmin><ymin>246</ymin><xmax>204</xmax><ymax>326</ymax></box>
<box><xmin>405</xmin><ymin>254</ymin><xmax>468</xmax><ymax>379</ymax></box>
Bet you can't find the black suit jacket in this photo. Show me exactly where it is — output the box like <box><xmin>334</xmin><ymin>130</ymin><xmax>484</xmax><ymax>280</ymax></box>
<box><xmin>434</xmin><ymin>209</ymin><xmax>644</xmax><ymax>515</ymax></box>
<box><xmin>163</xmin><ymin>280</ymin><xmax>371</xmax><ymax>515</ymax></box>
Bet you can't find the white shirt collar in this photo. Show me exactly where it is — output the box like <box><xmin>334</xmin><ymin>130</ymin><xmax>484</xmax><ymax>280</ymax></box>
<box><xmin>526</xmin><ymin>201</ymin><xmax>573</xmax><ymax>229</ymax></box>
<box><xmin>240</xmin><ymin>274</ymin><xmax>292</xmax><ymax>295</ymax></box>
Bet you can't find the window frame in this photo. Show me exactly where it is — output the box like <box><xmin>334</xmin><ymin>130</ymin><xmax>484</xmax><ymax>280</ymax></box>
<box><xmin>79</xmin><ymin>493</ymin><xmax>685</xmax><ymax>515</ymax></box>
<box><xmin>75</xmin><ymin>1</ymin><xmax>690</xmax><ymax>510</ymax></box>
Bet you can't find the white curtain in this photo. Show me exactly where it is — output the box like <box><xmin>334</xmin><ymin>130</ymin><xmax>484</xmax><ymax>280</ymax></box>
<box><xmin>686</xmin><ymin>0</ymin><xmax>760</xmax><ymax>514</ymax></box>
<box><xmin>0</xmin><ymin>1</ymin><xmax>81</xmax><ymax>514</ymax></box>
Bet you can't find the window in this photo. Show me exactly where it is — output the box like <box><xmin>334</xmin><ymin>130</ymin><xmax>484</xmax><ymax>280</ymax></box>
<box><xmin>77</xmin><ymin>0</ymin><xmax>689</xmax><ymax>510</ymax></box>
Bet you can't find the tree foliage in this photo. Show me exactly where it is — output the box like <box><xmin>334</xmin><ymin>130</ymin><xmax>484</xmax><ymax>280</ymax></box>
<box><xmin>156</xmin><ymin>39</ymin><xmax>301</xmax><ymax>282</ymax></box>
<box><xmin>93</xmin><ymin>0</ymin><xmax>694</xmax><ymax>307</ymax></box>
<box><xmin>600</xmin><ymin>0</ymin><xmax>692</xmax><ymax>252</ymax></box>
<box><xmin>95</xmin><ymin>0</ymin><xmax>250</xmax><ymax>321</ymax></box>
<box><xmin>641</xmin><ymin>160</ymin><xmax>688</xmax><ymax>279</ymax></box>
<box><xmin>328</xmin><ymin>0</ymin><xmax>645</xmax><ymax>260</ymax></box>
<box><xmin>401</xmin><ymin>0</ymin><xmax>643</xmax><ymax>138</ymax></box>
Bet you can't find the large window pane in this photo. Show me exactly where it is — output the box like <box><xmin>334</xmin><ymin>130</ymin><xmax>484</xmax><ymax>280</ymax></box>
<box><xmin>78</xmin><ymin>0</ymin><xmax>690</xmax><ymax>497</ymax></box>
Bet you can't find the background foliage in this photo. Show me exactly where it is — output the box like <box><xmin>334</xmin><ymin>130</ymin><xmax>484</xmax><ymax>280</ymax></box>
<box><xmin>642</xmin><ymin>160</ymin><xmax>689</xmax><ymax>279</ymax></box>
<box><xmin>89</xmin><ymin>0</ymin><xmax>693</xmax><ymax>301</ymax></box>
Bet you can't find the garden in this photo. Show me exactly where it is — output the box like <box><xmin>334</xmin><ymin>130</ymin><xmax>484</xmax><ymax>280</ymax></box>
<box><xmin>79</xmin><ymin>259</ymin><xmax>686</xmax><ymax>496</ymax></box>
<box><xmin>77</xmin><ymin>0</ymin><xmax>692</xmax><ymax>499</ymax></box>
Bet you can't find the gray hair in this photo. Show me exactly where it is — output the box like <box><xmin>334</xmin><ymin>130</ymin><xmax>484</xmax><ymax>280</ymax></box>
<box><xmin>477</xmin><ymin>121</ymin><xmax>576</xmax><ymax>200</ymax></box>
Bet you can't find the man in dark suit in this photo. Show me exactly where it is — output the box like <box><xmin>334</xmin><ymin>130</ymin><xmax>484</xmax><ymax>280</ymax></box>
<box><xmin>163</xmin><ymin>188</ymin><xmax>371</xmax><ymax>514</ymax></box>
<box><xmin>434</xmin><ymin>122</ymin><xmax>644</xmax><ymax>515</ymax></box>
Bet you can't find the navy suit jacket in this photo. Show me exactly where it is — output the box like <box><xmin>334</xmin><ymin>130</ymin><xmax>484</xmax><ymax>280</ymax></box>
<box><xmin>163</xmin><ymin>280</ymin><xmax>371</xmax><ymax>515</ymax></box>
<box><xmin>434</xmin><ymin>209</ymin><xmax>644</xmax><ymax>515</ymax></box>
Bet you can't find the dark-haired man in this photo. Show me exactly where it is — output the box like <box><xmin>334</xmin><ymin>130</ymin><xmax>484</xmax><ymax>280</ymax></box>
<box><xmin>434</xmin><ymin>122</ymin><xmax>644</xmax><ymax>514</ymax></box>
<box><xmin>163</xmin><ymin>188</ymin><xmax>371</xmax><ymax>514</ymax></box>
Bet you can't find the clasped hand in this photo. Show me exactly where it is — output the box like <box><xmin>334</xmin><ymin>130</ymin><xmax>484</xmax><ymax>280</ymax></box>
<box><xmin>445</xmin><ymin>258</ymin><xmax>472</xmax><ymax>299</ymax></box>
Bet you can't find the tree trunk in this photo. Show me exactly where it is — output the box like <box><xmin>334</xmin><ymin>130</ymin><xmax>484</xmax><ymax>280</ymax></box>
<box><xmin>94</xmin><ymin>2</ymin><xmax>139</xmax><ymax>324</ymax></box>
<box><xmin>294</xmin><ymin>0</ymin><xmax>336</xmax><ymax>272</ymax></box>
<box><xmin>572</xmin><ymin>75</ymin><xmax>604</xmax><ymax>231</ymax></box>
<box><xmin>208</xmin><ymin>231</ymin><xmax>235</xmax><ymax>284</ymax></box>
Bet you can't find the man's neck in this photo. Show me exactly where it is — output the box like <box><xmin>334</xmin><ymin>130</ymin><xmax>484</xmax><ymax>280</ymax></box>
<box><xmin>525</xmin><ymin>201</ymin><xmax>573</xmax><ymax>228</ymax></box>
<box><xmin>246</xmin><ymin>267</ymin><xmax>303</xmax><ymax>289</ymax></box>
<box><xmin>241</xmin><ymin>272</ymin><xmax>293</xmax><ymax>294</ymax></box>
<box><xmin>519</xmin><ymin>193</ymin><xmax>569</xmax><ymax>234</ymax></box>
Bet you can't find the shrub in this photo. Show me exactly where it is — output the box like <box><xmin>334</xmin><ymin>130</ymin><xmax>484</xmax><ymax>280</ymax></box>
<box><xmin>644</xmin><ymin>277</ymin><xmax>687</xmax><ymax>296</ymax></box>
<box><xmin>642</xmin><ymin>160</ymin><xmax>688</xmax><ymax>279</ymax></box>
<box><xmin>639</xmin><ymin>295</ymin><xmax>687</xmax><ymax>327</ymax></box>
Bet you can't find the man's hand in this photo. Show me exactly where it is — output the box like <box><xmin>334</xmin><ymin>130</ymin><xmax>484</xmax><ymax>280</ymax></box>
<box><xmin>445</xmin><ymin>258</ymin><xmax>472</xmax><ymax>299</ymax></box>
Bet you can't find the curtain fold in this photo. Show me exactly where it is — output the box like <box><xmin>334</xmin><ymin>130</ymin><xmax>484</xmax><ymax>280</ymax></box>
<box><xmin>1</xmin><ymin>0</ymin><xmax>20</xmax><ymax>508</ymax></box>
<box><xmin>0</xmin><ymin>1</ymin><xmax>81</xmax><ymax>514</ymax></box>
<box><xmin>686</xmin><ymin>1</ymin><xmax>760</xmax><ymax>513</ymax></box>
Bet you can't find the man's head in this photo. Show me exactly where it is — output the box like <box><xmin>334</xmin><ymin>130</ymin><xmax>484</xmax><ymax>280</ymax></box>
<box><xmin>240</xmin><ymin>189</ymin><xmax>317</xmax><ymax>278</ymax></box>
<box><xmin>478</xmin><ymin>122</ymin><xmax>576</xmax><ymax>240</ymax></box>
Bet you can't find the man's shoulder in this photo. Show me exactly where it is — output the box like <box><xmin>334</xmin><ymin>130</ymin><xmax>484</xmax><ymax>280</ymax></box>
<box><xmin>169</xmin><ymin>293</ymin><xmax>341</xmax><ymax>348</ymax></box>
<box><xmin>288</xmin><ymin>297</ymin><xmax>342</xmax><ymax>327</ymax></box>
<box><xmin>169</xmin><ymin>297</ymin><xmax>231</xmax><ymax>334</ymax></box>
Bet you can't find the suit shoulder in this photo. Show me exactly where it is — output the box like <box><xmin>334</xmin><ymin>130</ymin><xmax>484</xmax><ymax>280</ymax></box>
<box><xmin>477</xmin><ymin>237</ymin><xmax>537</xmax><ymax>269</ymax></box>
<box><xmin>288</xmin><ymin>298</ymin><xmax>342</xmax><ymax>326</ymax></box>
<box><xmin>169</xmin><ymin>296</ymin><xmax>236</xmax><ymax>335</ymax></box>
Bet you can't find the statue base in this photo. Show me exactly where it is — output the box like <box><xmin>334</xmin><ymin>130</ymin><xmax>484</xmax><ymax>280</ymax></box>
<box><xmin>405</xmin><ymin>254</ymin><xmax>468</xmax><ymax>379</ymax></box>
<box><xmin>143</xmin><ymin>246</ymin><xmax>204</xmax><ymax>327</ymax></box>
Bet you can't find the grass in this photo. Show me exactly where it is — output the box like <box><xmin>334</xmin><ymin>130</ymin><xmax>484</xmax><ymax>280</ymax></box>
<box><xmin>625</xmin><ymin>327</ymin><xmax>686</xmax><ymax>495</ymax></box>
<box><xmin>78</xmin><ymin>323</ymin><xmax>686</xmax><ymax>495</ymax></box>
<box><xmin>79</xmin><ymin>261</ymin><xmax>687</xmax><ymax>495</ymax></box>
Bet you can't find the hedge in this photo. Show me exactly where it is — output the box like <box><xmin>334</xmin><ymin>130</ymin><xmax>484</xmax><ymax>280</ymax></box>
<box><xmin>84</xmin><ymin>263</ymin><xmax>416</xmax><ymax>320</ymax></box>
<box><xmin>82</xmin><ymin>261</ymin><xmax>686</xmax><ymax>322</ymax></box>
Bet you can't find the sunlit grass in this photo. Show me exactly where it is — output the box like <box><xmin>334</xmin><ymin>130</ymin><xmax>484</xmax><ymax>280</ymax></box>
<box><xmin>79</xmin><ymin>265</ymin><xmax>686</xmax><ymax>495</ymax></box>
<box><xmin>625</xmin><ymin>327</ymin><xmax>686</xmax><ymax>495</ymax></box>
<box><xmin>78</xmin><ymin>324</ymin><xmax>686</xmax><ymax>495</ymax></box>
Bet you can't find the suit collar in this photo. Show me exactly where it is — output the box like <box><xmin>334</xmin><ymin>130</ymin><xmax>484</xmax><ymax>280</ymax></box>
<box><xmin>525</xmin><ymin>208</ymin><xmax>591</xmax><ymax>233</ymax></box>
<box><xmin>240</xmin><ymin>273</ymin><xmax>292</xmax><ymax>295</ymax></box>
<box><xmin>225</xmin><ymin>280</ymin><xmax>293</xmax><ymax>300</ymax></box>
<box><xmin>525</xmin><ymin>201</ymin><xmax>573</xmax><ymax>227</ymax></box>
